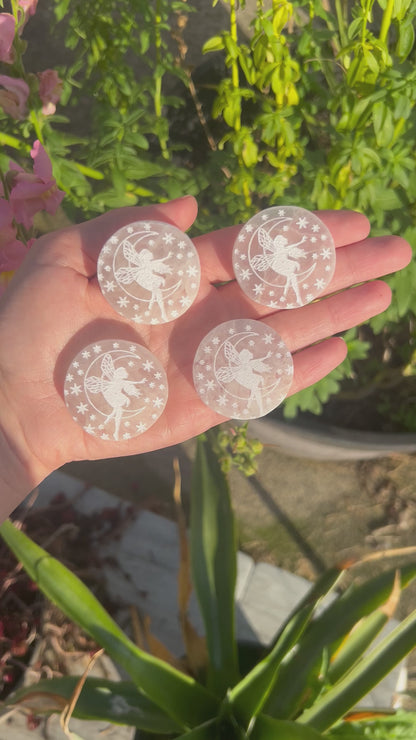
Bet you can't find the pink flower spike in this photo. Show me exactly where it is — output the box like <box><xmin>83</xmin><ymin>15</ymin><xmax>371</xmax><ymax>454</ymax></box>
<box><xmin>0</xmin><ymin>75</ymin><xmax>29</xmax><ymax>120</ymax></box>
<box><xmin>31</xmin><ymin>140</ymin><xmax>53</xmax><ymax>180</ymax></box>
<box><xmin>0</xmin><ymin>199</ymin><xmax>14</xmax><ymax>230</ymax></box>
<box><xmin>0</xmin><ymin>199</ymin><xmax>29</xmax><ymax>270</ymax></box>
<box><xmin>9</xmin><ymin>141</ymin><xmax>65</xmax><ymax>229</ymax></box>
<box><xmin>38</xmin><ymin>69</ymin><xmax>63</xmax><ymax>116</ymax></box>
<box><xmin>0</xmin><ymin>14</ymin><xmax>16</xmax><ymax>64</ymax></box>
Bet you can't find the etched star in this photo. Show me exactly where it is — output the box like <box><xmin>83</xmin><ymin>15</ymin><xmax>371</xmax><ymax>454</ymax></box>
<box><xmin>117</xmin><ymin>297</ymin><xmax>129</xmax><ymax>308</ymax></box>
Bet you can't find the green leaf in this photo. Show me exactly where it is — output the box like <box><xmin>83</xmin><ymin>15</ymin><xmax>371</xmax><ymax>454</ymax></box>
<box><xmin>298</xmin><ymin>607</ymin><xmax>416</xmax><ymax>732</ymax></box>
<box><xmin>251</xmin><ymin>715</ymin><xmax>324</xmax><ymax>739</ymax></box>
<box><xmin>326</xmin><ymin>608</ymin><xmax>390</xmax><ymax>685</ymax></box>
<box><xmin>396</xmin><ymin>20</ymin><xmax>415</xmax><ymax>60</ymax></box>
<box><xmin>89</xmin><ymin>190</ymin><xmax>137</xmax><ymax>208</ymax></box>
<box><xmin>230</xmin><ymin>567</ymin><xmax>344</xmax><ymax>727</ymax></box>
<box><xmin>372</xmin><ymin>101</ymin><xmax>395</xmax><ymax>148</ymax></box>
<box><xmin>202</xmin><ymin>35</ymin><xmax>225</xmax><ymax>53</ymax></box>
<box><xmin>7</xmin><ymin>677</ymin><xmax>180</xmax><ymax>733</ymax></box>
<box><xmin>263</xmin><ymin>564</ymin><xmax>416</xmax><ymax>720</ymax></box>
<box><xmin>190</xmin><ymin>434</ymin><xmax>239</xmax><ymax>696</ymax></box>
<box><xmin>387</xmin><ymin>260</ymin><xmax>416</xmax><ymax>318</ymax></box>
<box><xmin>175</xmin><ymin>720</ymin><xmax>218</xmax><ymax>739</ymax></box>
<box><xmin>0</xmin><ymin>521</ymin><xmax>218</xmax><ymax>729</ymax></box>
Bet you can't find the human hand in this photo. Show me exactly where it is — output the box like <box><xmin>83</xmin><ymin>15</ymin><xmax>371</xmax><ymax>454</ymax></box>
<box><xmin>0</xmin><ymin>196</ymin><xmax>411</xmax><ymax>517</ymax></box>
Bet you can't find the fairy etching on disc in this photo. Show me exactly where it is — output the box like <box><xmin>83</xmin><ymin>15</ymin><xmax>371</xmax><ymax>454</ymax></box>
<box><xmin>251</xmin><ymin>226</ymin><xmax>315</xmax><ymax>304</ymax></box>
<box><xmin>216</xmin><ymin>340</ymin><xmax>273</xmax><ymax>415</ymax></box>
<box><xmin>85</xmin><ymin>353</ymin><xmax>146</xmax><ymax>441</ymax></box>
<box><xmin>115</xmin><ymin>238</ymin><xmax>178</xmax><ymax>322</ymax></box>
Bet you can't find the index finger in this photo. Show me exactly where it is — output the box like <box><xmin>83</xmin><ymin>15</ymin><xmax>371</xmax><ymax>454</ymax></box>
<box><xmin>33</xmin><ymin>196</ymin><xmax>199</xmax><ymax>277</ymax></box>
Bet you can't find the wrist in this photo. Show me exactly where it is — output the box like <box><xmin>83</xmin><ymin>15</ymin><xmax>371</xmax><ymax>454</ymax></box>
<box><xmin>0</xmin><ymin>391</ymin><xmax>50</xmax><ymax>521</ymax></box>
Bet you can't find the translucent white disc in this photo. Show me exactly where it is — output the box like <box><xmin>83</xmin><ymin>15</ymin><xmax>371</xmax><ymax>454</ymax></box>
<box><xmin>97</xmin><ymin>221</ymin><xmax>200</xmax><ymax>324</ymax></box>
<box><xmin>193</xmin><ymin>319</ymin><xmax>293</xmax><ymax>420</ymax></box>
<box><xmin>64</xmin><ymin>340</ymin><xmax>168</xmax><ymax>441</ymax></box>
<box><xmin>233</xmin><ymin>206</ymin><xmax>336</xmax><ymax>309</ymax></box>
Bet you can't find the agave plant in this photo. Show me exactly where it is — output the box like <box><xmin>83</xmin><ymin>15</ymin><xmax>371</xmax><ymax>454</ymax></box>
<box><xmin>2</xmin><ymin>432</ymin><xmax>416</xmax><ymax>739</ymax></box>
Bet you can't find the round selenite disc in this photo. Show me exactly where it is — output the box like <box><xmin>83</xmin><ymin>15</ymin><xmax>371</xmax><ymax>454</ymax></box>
<box><xmin>193</xmin><ymin>319</ymin><xmax>293</xmax><ymax>420</ymax></box>
<box><xmin>232</xmin><ymin>206</ymin><xmax>336</xmax><ymax>309</ymax></box>
<box><xmin>64</xmin><ymin>340</ymin><xmax>168</xmax><ymax>441</ymax></box>
<box><xmin>97</xmin><ymin>221</ymin><xmax>201</xmax><ymax>324</ymax></box>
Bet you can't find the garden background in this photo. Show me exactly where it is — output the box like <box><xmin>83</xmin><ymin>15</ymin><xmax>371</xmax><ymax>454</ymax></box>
<box><xmin>2</xmin><ymin>0</ymin><xmax>416</xmax><ymax>732</ymax></box>
<box><xmin>1</xmin><ymin>0</ymin><xmax>414</xmax><ymax>651</ymax></box>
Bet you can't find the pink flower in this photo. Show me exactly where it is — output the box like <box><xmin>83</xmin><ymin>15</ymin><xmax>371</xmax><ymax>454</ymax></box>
<box><xmin>0</xmin><ymin>75</ymin><xmax>29</xmax><ymax>119</ymax></box>
<box><xmin>0</xmin><ymin>14</ymin><xmax>16</xmax><ymax>63</ymax></box>
<box><xmin>18</xmin><ymin>0</ymin><xmax>38</xmax><ymax>19</ymax></box>
<box><xmin>8</xmin><ymin>141</ymin><xmax>65</xmax><ymax>229</ymax></box>
<box><xmin>38</xmin><ymin>69</ymin><xmax>63</xmax><ymax>116</ymax></box>
<box><xmin>0</xmin><ymin>199</ymin><xmax>29</xmax><ymax>271</ymax></box>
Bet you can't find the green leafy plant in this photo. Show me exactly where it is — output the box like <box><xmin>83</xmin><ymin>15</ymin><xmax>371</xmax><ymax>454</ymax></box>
<box><xmin>2</xmin><ymin>431</ymin><xmax>416</xmax><ymax>739</ymax></box>
<box><xmin>1</xmin><ymin>0</ymin><xmax>416</xmax><ymax>424</ymax></box>
<box><xmin>198</xmin><ymin>0</ymin><xmax>416</xmax><ymax>423</ymax></box>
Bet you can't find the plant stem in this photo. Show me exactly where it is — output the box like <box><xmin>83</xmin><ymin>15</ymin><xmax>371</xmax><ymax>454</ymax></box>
<box><xmin>0</xmin><ymin>133</ymin><xmax>30</xmax><ymax>152</ymax></box>
<box><xmin>379</xmin><ymin>0</ymin><xmax>394</xmax><ymax>44</ymax></box>
<box><xmin>154</xmin><ymin>0</ymin><xmax>169</xmax><ymax>158</ymax></box>
<box><xmin>29</xmin><ymin>110</ymin><xmax>44</xmax><ymax>144</ymax></box>
<box><xmin>230</xmin><ymin>0</ymin><xmax>241</xmax><ymax>132</ymax></box>
<box><xmin>334</xmin><ymin>0</ymin><xmax>348</xmax><ymax>49</ymax></box>
<box><xmin>0</xmin><ymin>163</ymin><xmax>9</xmax><ymax>199</ymax></box>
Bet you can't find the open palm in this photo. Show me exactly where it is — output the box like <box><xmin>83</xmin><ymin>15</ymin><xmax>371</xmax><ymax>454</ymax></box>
<box><xmin>0</xmin><ymin>195</ymin><xmax>411</xmax><ymax>506</ymax></box>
